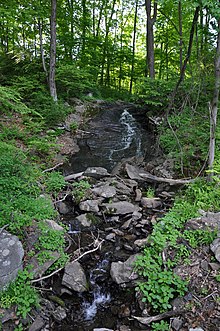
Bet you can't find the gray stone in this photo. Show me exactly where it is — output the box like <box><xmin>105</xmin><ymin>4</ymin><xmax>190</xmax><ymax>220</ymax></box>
<box><xmin>132</xmin><ymin>211</ymin><xmax>142</xmax><ymax>221</ymax></box>
<box><xmin>30</xmin><ymin>251</ymin><xmax>60</xmax><ymax>278</ymax></box>
<box><xmin>103</xmin><ymin>201</ymin><xmax>140</xmax><ymax>215</ymax></box>
<box><xmin>74</xmin><ymin>214</ymin><xmax>92</xmax><ymax>227</ymax></box>
<box><xmin>93</xmin><ymin>329</ymin><xmax>113</xmax><ymax>331</ymax></box>
<box><xmin>210</xmin><ymin>238</ymin><xmax>220</xmax><ymax>262</ymax></box>
<box><xmin>92</xmin><ymin>184</ymin><xmax>116</xmax><ymax>198</ymax></box>
<box><xmin>134</xmin><ymin>237</ymin><xmax>149</xmax><ymax>248</ymax></box>
<box><xmin>52</xmin><ymin>306</ymin><xmax>67</xmax><ymax>322</ymax></box>
<box><xmin>28</xmin><ymin>316</ymin><xmax>45</xmax><ymax>331</ymax></box>
<box><xmin>0</xmin><ymin>230</ymin><xmax>24</xmax><ymax>290</ymax></box>
<box><xmin>189</xmin><ymin>328</ymin><xmax>204</xmax><ymax>331</ymax></box>
<box><xmin>125</xmin><ymin>164</ymin><xmax>143</xmax><ymax>181</ymax></box>
<box><xmin>56</xmin><ymin>201</ymin><xmax>72</xmax><ymax>214</ymax></box>
<box><xmin>110</xmin><ymin>254</ymin><xmax>139</xmax><ymax>284</ymax></box>
<box><xmin>140</xmin><ymin>197</ymin><xmax>162</xmax><ymax>209</ymax></box>
<box><xmin>134</xmin><ymin>188</ymin><xmax>142</xmax><ymax>202</ymax></box>
<box><xmin>62</xmin><ymin>261</ymin><xmax>88</xmax><ymax>292</ymax></box>
<box><xmin>209</xmin><ymin>262</ymin><xmax>220</xmax><ymax>271</ymax></box>
<box><xmin>105</xmin><ymin>233</ymin><xmax>116</xmax><ymax>242</ymax></box>
<box><xmin>171</xmin><ymin>317</ymin><xmax>183</xmax><ymax>331</ymax></box>
<box><xmin>112</xmin><ymin>229</ymin><xmax>124</xmax><ymax>236</ymax></box>
<box><xmin>84</xmin><ymin>167</ymin><xmax>110</xmax><ymax>179</ymax></box>
<box><xmin>185</xmin><ymin>212</ymin><xmax>220</xmax><ymax>231</ymax></box>
<box><xmin>44</xmin><ymin>219</ymin><xmax>64</xmax><ymax>231</ymax></box>
<box><xmin>121</xmin><ymin>219</ymin><xmax>132</xmax><ymax>230</ymax></box>
<box><xmin>79</xmin><ymin>200</ymin><xmax>100</xmax><ymax>213</ymax></box>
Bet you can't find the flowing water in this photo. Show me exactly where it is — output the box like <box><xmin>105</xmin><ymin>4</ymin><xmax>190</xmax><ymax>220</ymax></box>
<box><xmin>66</xmin><ymin>105</ymin><xmax>154</xmax><ymax>173</ymax></box>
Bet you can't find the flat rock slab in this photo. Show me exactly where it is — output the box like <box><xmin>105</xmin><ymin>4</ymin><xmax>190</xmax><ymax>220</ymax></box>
<box><xmin>0</xmin><ymin>230</ymin><xmax>24</xmax><ymax>290</ymax></box>
<box><xmin>110</xmin><ymin>254</ymin><xmax>139</xmax><ymax>284</ymax></box>
<box><xmin>79</xmin><ymin>200</ymin><xmax>100</xmax><ymax>213</ymax></box>
<box><xmin>84</xmin><ymin>167</ymin><xmax>110</xmax><ymax>179</ymax></box>
<box><xmin>92</xmin><ymin>184</ymin><xmax>116</xmax><ymax>198</ymax></box>
<box><xmin>30</xmin><ymin>250</ymin><xmax>60</xmax><ymax>278</ymax></box>
<box><xmin>210</xmin><ymin>238</ymin><xmax>220</xmax><ymax>262</ymax></box>
<box><xmin>102</xmin><ymin>201</ymin><xmax>140</xmax><ymax>215</ymax></box>
<box><xmin>62</xmin><ymin>261</ymin><xmax>88</xmax><ymax>292</ymax></box>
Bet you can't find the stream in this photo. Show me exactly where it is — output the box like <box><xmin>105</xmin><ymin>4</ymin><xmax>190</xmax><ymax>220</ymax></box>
<box><xmin>52</xmin><ymin>104</ymin><xmax>163</xmax><ymax>331</ymax></box>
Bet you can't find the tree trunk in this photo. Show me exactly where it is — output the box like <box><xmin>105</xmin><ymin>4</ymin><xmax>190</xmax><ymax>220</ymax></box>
<box><xmin>208</xmin><ymin>16</ymin><xmax>220</xmax><ymax>180</ymax></box>
<box><xmin>38</xmin><ymin>19</ymin><xmax>48</xmax><ymax>80</ymax></box>
<box><xmin>129</xmin><ymin>0</ymin><xmax>138</xmax><ymax>94</ymax></box>
<box><xmin>49</xmin><ymin>0</ymin><xmax>57</xmax><ymax>102</ymax></box>
<box><xmin>145</xmin><ymin>0</ymin><xmax>157</xmax><ymax>79</ymax></box>
<box><xmin>178</xmin><ymin>0</ymin><xmax>183</xmax><ymax>72</ymax></box>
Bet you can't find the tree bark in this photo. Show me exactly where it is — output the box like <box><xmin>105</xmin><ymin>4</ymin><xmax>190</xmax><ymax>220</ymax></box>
<box><xmin>208</xmin><ymin>15</ymin><xmax>220</xmax><ymax>180</ymax></box>
<box><xmin>178</xmin><ymin>0</ymin><xmax>183</xmax><ymax>72</ymax></box>
<box><xmin>49</xmin><ymin>0</ymin><xmax>57</xmax><ymax>102</ymax></box>
<box><xmin>38</xmin><ymin>19</ymin><xmax>48</xmax><ymax>80</ymax></box>
<box><xmin>129</xmin><ymin>0</ymin><xmax>138</xmax><ymax>94</ymax></box>
<box><xmin>145</xmin><ymin>0</ymin><xmax>157</xmax><ymax>79</ymax></box>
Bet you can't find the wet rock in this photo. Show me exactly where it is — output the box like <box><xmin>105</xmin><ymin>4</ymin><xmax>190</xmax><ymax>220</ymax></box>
<box><xmin>92</xmin><ymin>184</ymin><xmax>116</xmax><ymax>198</ymax></box>
<box><xmin>0</xmin><ymin>230</ymin><xmax>24</xmax><ymax>290</ymax></box>
<box><xmin>79</xmin><ymin>200</ymin><xmax>100</xmax><ymax>213</ymax></box>
<box><xmin>44</xmin><ymin>219</ymin><xmax>64</xmax><ymax>231</ymax></box>
<box><xmin>56</xmin><ymin>201</ymin><xmax>72</xmax><ymax>214</ymax></box>
<box><xmin>74</xmin><ymin>214</ymin><xmax>92</xmax><ymax>227</ymax></box>
<box><xmin>140</xmin><ymin>197</ymin><xmax>162</xmax><ymax>209</ymax></box>
<box><xmin>62</xmin><ymin>261</ymin><xmax>88</xmax><ymax>292</ymax></box>
<box><xmin>52</xmin><ymin>306</ymin><xmax>67</xmax><ymax>322</ymax></box>
<box><xmin>30</xmin><ymin>251</ymin><xmax>60</xmax><ymax>278</ymax></box>
<box><xmin>171</xmin><ymin>317</ymin><xmax>183</xmax><ymax>331</ymax></box>
<box><xmin>84</xmin><ymin>167</ymin><xmax>110</xmax><ymax>179</ymax></box>
<box><xmin>134</xmin><ymin>238</ymin><xmax>149</xmax><ymax>248</ymax></box>
<box><xmin>110</xmin><ymin>254</ymin><xmax>139</xmax><ymax>284</ymax></box>
<box><xmin>210</xmin><ymin>238</ymin><xmax>220</xmax><ymax>262</ymax></box>
<box><xmin>28</xmin><ymin>316</ymin><xmax>45</xmax><ymax>331</ymax></box>
<box><xmin>103</xmin><ymin>201</ymin><xmax>140</xmax><ymax>215</ymax></box>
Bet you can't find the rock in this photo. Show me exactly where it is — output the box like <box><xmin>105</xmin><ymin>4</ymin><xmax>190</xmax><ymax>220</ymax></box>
<box><xmin>209</xmin><ymin>262</ymin><xmax>220</xmax><ymax>271</ymax></box>
<box><xmin>132</xmin><ymin>211</ymin><xmax>142</xmax><ymax>221</ymax></box>
<box><xmin>134</xmin><ymin>238</ymin><xmax>149</xmax><ymax>248</ymax></box>
<box><xmin>112</xmin><ymin>229</ymin><xmax>124</xmax><ymax>236</ymax></box>
<box><xmin>134</xmin><ymin>188</ymin><xmax>142</xmax><ymax>202</ymax></box>
<box><xmin>121</xmin><ymin>219</ymin><xmax>132</xmax><ymax>230</ymax></box>
<box><xmin>44</xmin><ymin>219</ymin><xmax>64</xmax><ymax>231</ymax></box>
<box><xmin>140</xmin><ymin>197</ymin><xmax>162</xmax><ymax>209</ymax></box>
<box><xmin>171</xmin><ymin>317</ymin><xmax>183</xmax><ymax>331</ymax></box>
<box><xmin>93</xmin><ymin>329</ymin><xmax>113</xmax><ymax>331</ymax></box>
<box><xmin>52</xmin><ymin>306</ymin><xmax>67</xmax><ymax>322</ymax></box>
<box><xmin>119</xmin><ymin>325</ymin><xmax>131</xmax><ymax>331</ymax></box>
<box><xmin>92</xmin><ymin>184</ymin><xmax>116</xmax><ymax>198</ymax></box>
<box><xmin>125</xmin><ymin>164</ymin><xmax>143</xmax><ymax>181</ymax></box>
<box><xmin>79</xmin><ymin>200</ymin><xmax>100</xmax><ymax>213</ymax></box>
<box><xmin>185</xmin><ymin>212</ymin><xmax>220</xmax><ymax>231</ymax></box>
<box><xmin>62</xmin><ymin>261</ymin><xmax>88</xmax><ymax>292</ymax></box>
<box><xmin>189</xmin><ymin>328</ymin><xmax>204</xmax><ymax>331</ymax></box>
<box><xmin>110</xmin><ymin>254</ymin><xmax>139</xmax><ymax>284</ymax></box>
<box><xmin>105</xmin><ymin>233</ymin><xmax>116</xmax><ymax>242</ymax></box>
<box><xmin>74</xmin><ymin>214</ymin><xmax>92</xmax><ymax>227</ymax></box>
<box><xmin>84</xmin><ymin>167</ymin><xmax>110</xmax><ymax>179</ymax></box>
<box><xmin>0</xmin><ymin>230</ymin><xmax>24</xmax><ymax>290</ymax></box>
<box><xmin>56</xmin><ymin>201</ymin><xmax>72</xmax><ymax>214</ymax></box>
<box><xmin>118</xmin><ymin>304</ymin><xmax>130</xmax><ymax>317</ymax></box>
<box><xmin>30</xmin><ymin>251</ymin><xmax>60</xmax><ymax>278</ymax></box>
<box><xmin>103</xmin><ymin>201</ymin><xmax>140</xmax><ymax>215</ymax></box>
<box><xmin>28</xmin><ymin>316</ymin><xmax>45</xmax><ymax>331</ymax></box>
<box><xmin>210</xmin><ymin>238</ymin><xmax>220</xmax><ymax>262</ymax></box>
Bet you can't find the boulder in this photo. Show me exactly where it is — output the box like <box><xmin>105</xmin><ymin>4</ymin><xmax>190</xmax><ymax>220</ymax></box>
<box><xmin>103</xmin><ymin>201</ymin><xmax>140</xmax><ymax>215</ymax></box>
<box><xmin>44</xmin><ymin>219</ymin><xmax>64</xmax><ymax>231</ymax></box>
<box><xmin>110</xmin><ymin>254</ymin><xmax>139</xmax><ymax>284</ymax></box>
<box><xmin>56</xmin><ymin>201</ymin><xmax>72</xmax><ymax>214</ymax></box>
<box><xmin>74</xmin><ymin>214</ymin><xmax>92</xmax><ymax>227</ymax></box>
<box><xmin>0</xmin><ymin>230</ymin><xmax>24</xmax><ymax>290</ymax></box>
<box><xmin>84</xmin><ymin>167</ymin><xmax>110</xmax><ymax>179</ymax></box>
<box><xmin>210</xmin><ymin>238</ymin><xmax>220</xmax><ymax>262</ymax></box>
<box><xmin>140</xmin><ymin>197</ymin><xmax>162</xmax><ymax>209</ymax></box>
<box><xmin>92</xmin><ymin>184</ymin><xmax>116</xmax><ymax>198</ymax></box>
<box><xmin>62</xmin><ymin>261</ymin><xmax>88</xmax><ymax>292</ymax></box>
<box><xmin>30</xmin><ymin>251</ymin><xmax>60</xmax><ymax>278</ymax></box>
<box><xmin>79</xmin><ymin>200</ymin><xmax>100</xmax><ymax>213</ymax></box>
<box><xmin>134</xmin><ymin>238</ymin><xmax>149</xmax><ymax>248</ymax></box>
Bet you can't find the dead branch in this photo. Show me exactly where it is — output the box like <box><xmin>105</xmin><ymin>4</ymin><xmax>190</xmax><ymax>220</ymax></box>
<box><xmin>139</xmin><ymin>172</ymin><xmax>194</xmax><ymax>185</ymax></box>
<box><xmin>64</xmin><ymin>172</ymin><xmax>84</xmax><ymax>181</ymax></box>
<box><xmin>132</xmin><ymin>309</ymin><xmax>186</xmax><ymax>325</ymax></box>
<box><xmin>42</xmin><ymin>162</ymin><xmax>64</xmax><ymax>173</ymax></box>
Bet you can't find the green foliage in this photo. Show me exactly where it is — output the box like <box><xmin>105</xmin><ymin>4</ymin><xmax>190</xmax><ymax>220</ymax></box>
<box><xmin>72</xmin><ymin>180</ymin><xmax>91</xmax><ymax>203</ymax></box>
<box><xmin>70</xmin><ymin>121</ymin><xmax>79</xmax><ymax>133</ymax></box>
<box><xmin>0</xmin><ymin>270</ymin><xmax>39</xmax><ymax>319</ymax></box>
<box><xmin>0</xmin><ymin>141</ymin><xmax>55</xmax><ymax>232</ymax></box>
<box><xmin>56</xmin><ymin>64</ymin><xmax>99</xmax><ymax>100</ymax></box>
<box><xmin>151</xmin><ymin>320</ymin><xmax>170</xmax><ymax>331</ymax></box>
<box><xmin>43</xmin><ymin>171</ymin><xmax>66</xmax><ymax>196</ymax></box>
<box><xmin>133</xmin><ymin>78</ymin><xmax>175</xmax><ymax>110</ymax></box>
<box><xmin>143</xmin><ymin>187</ymin><xmax>155</xmax><ymax>198</ymax></box>
<box><xmin>183</xmin><ymin>229</ymin><xmax>217</xmax><ymax>248</ymax></box>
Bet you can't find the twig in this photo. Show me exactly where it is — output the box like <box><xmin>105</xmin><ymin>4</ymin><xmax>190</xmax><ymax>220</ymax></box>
<box><xmin>132</xmin><ymin>309</ymin><xmax>186</xmax><ymax>325</ymax></box>
<box><xmin>202</xmin><ymin>290</ymin><xmax>218</xmax><ymax>301</ymax></box>
<box><xmin>42</xmin><ymin>162</ymin><xmax>64</xmax><ymax>173</ymax></box>
<box><xmin>0</xmin><ymin>224</ymin><xmax>9</xmax><ymax>234</ymax></box>
<box><xmin>72</xmin><ymin>239</ymin><xmax>104</xmax><ymax>262</ymax></box>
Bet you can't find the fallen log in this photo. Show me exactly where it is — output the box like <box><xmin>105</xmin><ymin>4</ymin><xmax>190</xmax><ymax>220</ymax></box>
<box><xmin>125</xmin><ymin>163</ymin><xmax>194</xmax><ymax>186</ymax></box>
<box><xmin>132</xmin><ymin>309</ymin><xmax>186</xmax><ymax>325</ymax></box>
<box><xmin>64</xmin><ymin>172</ymin><xmax>84</xmax><ymax>181</ymax></box>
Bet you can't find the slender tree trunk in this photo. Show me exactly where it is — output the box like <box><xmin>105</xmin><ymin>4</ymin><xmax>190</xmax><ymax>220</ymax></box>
<box><xmin>49</xmin><ymin>0</ymin><xmax>57</xmax><ymax>102</ymax></box>
<box><xmin>178</xmin><ymin>0</ymin><xmax>183</xmax><ymax>72</ymax></box>
<box><xmin>167</xmin><ymin>6</ymin><xmax>200</xmax><ymax>111</ymax></box>
<box><xmin>208</xmin><ymin>17</ymin><xmax>220</xmax><ymax>180</ymax></box>
<box><xmin>145</xmin><ymin>0</ymin><xmax>157</xmax><ymax>79</ymax></box>
<box><xmin>38</xmin><ymin>19</ymin><xmax>48</xmax><ymax>80</ymax></box>
<box><xmin>129</xmin><ymin>0</ymin><xmax>138</xmax><ymax>94</ymax></box>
